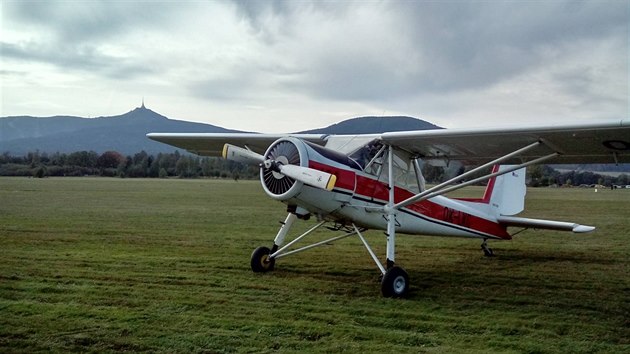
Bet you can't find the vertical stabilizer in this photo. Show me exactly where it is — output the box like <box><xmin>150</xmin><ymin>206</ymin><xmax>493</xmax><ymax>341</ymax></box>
<box><xmin>485</xmin><ymin>165</ymin><xmax>526</xmax><ymax>216</ymax></box>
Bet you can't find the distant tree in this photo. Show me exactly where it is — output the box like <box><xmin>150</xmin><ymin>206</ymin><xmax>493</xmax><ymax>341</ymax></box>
<box><xmin>67</xmin><ymin>151</ymin><xmax>98</xmax><ymax>168</ymax></box>
<box><xmin>528</xmin><ymin>165</ymin><xmax>545</xmax><ymax>187</ymax></box>
<box><xmin>97</xmin><ymin>151</ymin><xmax>125</xmax><ymax>169</ymax></box>
<box><xmin>28</xmin><ymin>151</ymin><xmax>41</xmax><ymax>168</ymax></box>
<box><xmin>50</xmin><ymin>152</ymin><xmax>67</xmax><ymax>166</ymax></box>
<box><xmin>117</xmin><ymin>156</ymin><xmax>132</xmax><ymax>178</ymax></box>
<box><xmin>0</xmin><ymin>152</ymin><xmax>10</xmax><ymax>164</ymax></box>
<box><xmin>176</xmin><ymin>157</ymin><xmax>190</xmax><ymax>178</ymax></box>
<box><xmin>33</xmin><ymin>166</ymin><xmax>46</xmax><ymax>178</ymax></box>
<box><xmin>201</xmin><ymin>158</ymin><xmax>213</xmax><ymax>177</ymax></box>
<box><xmin>176</xmin><ymin>156</ymin><xmax>200</xmax><ymax>178</ymax></box>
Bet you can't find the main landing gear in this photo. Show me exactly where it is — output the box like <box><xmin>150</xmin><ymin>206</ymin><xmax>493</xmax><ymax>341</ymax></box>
<box><xmin>481</xmin><ymin>239</ymin><xmax>494</xmax><ymax>257</ymax></box>
<box><xmin>250</xmin><ymin>246</ymin><xmax>275</xmax><ymax>272</ymax></box>
<box><xmin>249</xmin><ymin>212</ymin><xmax>411</xmax><ymax>298</ymax></box>
<box><xmin>381</xmin><ymin>266</ymin><xmax>409</xmax><ymax>298</ymax></box>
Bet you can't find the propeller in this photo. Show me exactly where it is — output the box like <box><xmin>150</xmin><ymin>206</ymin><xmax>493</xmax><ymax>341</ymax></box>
<box><xmin>222</xmin><ymin>143</ymin><xmax>264</xmax><ymax>164</ymax></box>
<box><xmin>262</xmin><ymin>160</ymin><xmax>336</xmax><ymax>191</ymax></box>
<box><xmin>223</xmin><ymin>143</ymin><xmax>336</xmax><ymax>191</ymax></box>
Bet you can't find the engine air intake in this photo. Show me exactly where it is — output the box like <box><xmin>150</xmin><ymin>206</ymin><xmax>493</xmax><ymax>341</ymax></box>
<box><xmin>261</xmin><ymin>140</ymin><xmax>302</xmax><ymax>198</ymax></box>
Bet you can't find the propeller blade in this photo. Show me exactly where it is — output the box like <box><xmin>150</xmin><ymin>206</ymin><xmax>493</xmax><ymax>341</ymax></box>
<box><xmin>222</xmin><ymin>144</ymin><xmax>264</xmax><ymax>165</ymax></box>
<box><xmin>278</xmin><ymin>164</ymin><xmax>337</xmax><ymax>191</ymax></box>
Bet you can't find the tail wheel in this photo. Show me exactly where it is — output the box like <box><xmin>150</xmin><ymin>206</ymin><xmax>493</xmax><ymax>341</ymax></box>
<box><xmin>251</xmin><ymin>246</ymin><xmax>275</xmax><ymax>273</ymax></box>
<box><xmin>381</xmin><ymin>266</ymin><xmax>409</xmax><ymax>298</ymax></box>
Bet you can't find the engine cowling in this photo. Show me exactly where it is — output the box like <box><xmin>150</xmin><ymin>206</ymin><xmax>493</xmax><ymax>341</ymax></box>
<box><xmin>260</xmin><ymin>138</ymin><xmax>308</xmax><ymax>200</ymax></box>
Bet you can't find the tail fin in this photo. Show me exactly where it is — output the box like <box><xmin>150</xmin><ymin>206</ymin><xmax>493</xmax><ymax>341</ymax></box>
<box><xmin>483</xmin><ymin>165</ymin><xmax>526</xmax><ymax>216</ymax></box>
<box><xmin>481</xmin><ymin>165</ymin><xmax>595</xmax><ymax>233</ymax></box>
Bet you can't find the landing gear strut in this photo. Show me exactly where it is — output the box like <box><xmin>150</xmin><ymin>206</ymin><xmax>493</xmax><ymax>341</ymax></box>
<box><xmin>379</xmin><ymin>145</ymin><xmax>410</xmax><ymax>298</ymax></box>
<box><xmin>481</xmin><ymin>239</ymin><xmax>494</xmax><ymax>257</ymax></box>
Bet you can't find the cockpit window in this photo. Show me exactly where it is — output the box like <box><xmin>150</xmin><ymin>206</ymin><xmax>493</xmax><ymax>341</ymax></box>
<box><xmin>350</xmin><ymin>141</ymin><xmax>385</xmax><ymax>170</ymax></box>
<box><xmin>304</xmin><ymin>141</ymin><xmax>362</xmax><ymax>170</ymax></box>
<box><xmin>385</xmin><ymin>151</ymin><xmax>420</xmax><ymax>194</ymax></box>
<box><xmin>350</xmin><ymin>142</ymin><xmax>425</xmax><ymax>193</ymax></box>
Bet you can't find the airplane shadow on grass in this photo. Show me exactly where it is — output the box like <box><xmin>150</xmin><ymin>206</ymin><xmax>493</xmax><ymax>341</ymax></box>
<box><xmin>260</xmin><ymin>247</ymin><xmax>622</xmax><ymax>302</ymax></box>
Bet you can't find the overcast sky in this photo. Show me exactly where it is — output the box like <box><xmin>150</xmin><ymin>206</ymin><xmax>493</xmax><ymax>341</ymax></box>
<box><xmin>1</xmin><ymin>0</ymin><xmax>628</xmax><ymax>132</ymax></box>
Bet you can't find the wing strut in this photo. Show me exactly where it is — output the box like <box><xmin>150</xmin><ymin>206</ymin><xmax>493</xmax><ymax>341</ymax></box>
<box><xmin>386</xmin><ymin>144</ymin><xmax>397</xmax><ymax>269</ymax></box>
<box><xmin>393</xmin><ymin>141</ymin><xmax>558</xmax><ymax>210</ymax></box>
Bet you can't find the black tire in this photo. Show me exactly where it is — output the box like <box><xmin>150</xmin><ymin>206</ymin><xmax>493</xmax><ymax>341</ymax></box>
<box><xmin>251</xmin><ymin>246</ymin><xmax>275</xmax><ymax>273</ymax></box>
<box><xmin>482</xmin><ymin>247</ymin><xmax>494</xmax><ymax>257</ymax></box>
<box><xmin>381</xmin><ymin>266</ymin><xmax>409</xmax><ymax>298</ymax></box>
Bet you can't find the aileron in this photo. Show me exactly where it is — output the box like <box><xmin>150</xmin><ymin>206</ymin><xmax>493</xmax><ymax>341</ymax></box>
<box><xmin>379</xmin><ymin>119</ymin><xmax>630</xmax><ymax>165</ymax></box>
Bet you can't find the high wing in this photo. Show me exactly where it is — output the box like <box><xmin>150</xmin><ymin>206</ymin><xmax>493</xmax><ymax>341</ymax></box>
<box><xmin>148</xmin><ymin>119</ymin><xmax>629</xmax><ymax>165</ymax></box>
<box><xmin>380</xmin><ymin>119</ymin><xmax>630</xmax><ymax>165</ymax></box>
<box><xmin>146</xmin><ymin>133</ymin><xmax>328</xmax><ymax>156</ymax></box>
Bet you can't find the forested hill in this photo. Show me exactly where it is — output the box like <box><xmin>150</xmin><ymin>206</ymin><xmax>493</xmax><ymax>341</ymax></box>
<box><xmin>0</xmin><ymin>106</ymin><xmax>240</xmax><ymax>155</ymax></box>
<box><xmin>299</xmin><ymin>116</ymin><xmax>441</xmax><ymax>134</ymax></box>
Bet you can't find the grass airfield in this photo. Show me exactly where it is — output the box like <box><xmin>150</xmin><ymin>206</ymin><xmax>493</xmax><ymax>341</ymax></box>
<box><xmin>1</xmin><ymin>177</ymin><xmax>628</xmax><ymax>353</ymax></box>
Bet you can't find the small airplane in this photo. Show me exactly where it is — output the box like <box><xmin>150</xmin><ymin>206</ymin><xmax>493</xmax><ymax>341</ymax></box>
<box><xmin>148</xmin><ymin>119</ymin><xmax>629</xmax><ymax>297</ymax></box>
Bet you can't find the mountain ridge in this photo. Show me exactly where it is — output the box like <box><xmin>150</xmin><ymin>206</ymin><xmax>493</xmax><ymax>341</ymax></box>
<box><xmin>1</xmin><ymin>107</ymin><xmax>439</xmax><ymax>155</ymax></box>
<box><xmin>299</xmin><ymin>116</ymin><xmax>441</xmax><ymax>134</ymax></box>
<box><xmin>1</xmin><ymin>106</ymin><xmax>240</xmax><ymax>155</ymax></box>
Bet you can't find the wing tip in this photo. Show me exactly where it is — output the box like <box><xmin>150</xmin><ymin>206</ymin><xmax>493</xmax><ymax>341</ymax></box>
<box><xmin>572</xmin><ymin>225</ymin><xmax>596</xmax><ymax>233</ymax></box>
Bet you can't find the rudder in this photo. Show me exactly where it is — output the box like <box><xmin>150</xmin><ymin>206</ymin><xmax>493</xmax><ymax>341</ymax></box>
<box><xmin>484</xmin><ymin>165</ymin><xmax>526</xmax><ymax>216</ymax></box>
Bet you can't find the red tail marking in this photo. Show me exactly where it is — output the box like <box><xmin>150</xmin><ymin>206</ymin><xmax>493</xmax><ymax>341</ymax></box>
<box><xmin>480</xmin><ymin>165</ymin><xmax>501</xmax><ymax>203</ymax></box>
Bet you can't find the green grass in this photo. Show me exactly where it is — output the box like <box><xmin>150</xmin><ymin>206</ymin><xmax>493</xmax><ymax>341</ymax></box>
<box><xmin>1</xmin><ymin>177</ymin><xmax>628</xmax><ymax>353</ymax></box>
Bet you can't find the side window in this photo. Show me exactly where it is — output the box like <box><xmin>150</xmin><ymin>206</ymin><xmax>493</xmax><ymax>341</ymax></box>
<box><xmin>378</xmin><ymin>149</ymin><xmax>420</xmax><ymax>194</ymax></box>
<box><xmin>351</xmin><ymin>141</ymin><xmax>385</xmax><ymax>173</ymax></box>
<box><xmin>366</xmin><ymin>155</ymin><xmax>383</xmax><ymax>176</ymax></box>
<box><xmin>352</xmin><ymin>144</ymin><xmax>423</xmax><ymax>194</ymax></box>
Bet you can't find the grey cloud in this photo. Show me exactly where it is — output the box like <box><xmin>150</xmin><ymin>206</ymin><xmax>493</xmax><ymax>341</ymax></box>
<box><xmin>231</xmin><ymin>0</ymin><xmax>352</xmax><ymax>42</ymax></box>
<box><xmin>1</xmin><ymin>1</ymin><xmax>182</xmax><ymax>80</ymax></box>
<box><xmin>4</xmin><ymin>1</ymin><xmax>183</xmax><ymax>43</ymax></box>
<box><xmin>232</xmin><ymin>0</ymin><xmax>339</xmax><ymax>27</ymax></box>
<box><xmin>0</xmin><ymin>69</ymin><xmax>28</xmax><ymax>77</ymax></box>
<box><xmin>396</xmin><ymin>1</ymin><xmax>628</xmax><ymax>92</ymax></box>
<box><xmin>1</xmin><ymin>41</ymin><xmax>154</xmax><ymax>79</ymax></box>
<box><xmin>188</xmin><ymin>77</ymin><xmax>252</xmax><ymax>101</ymax></box>
<box><xmin>251</xmin><ymin>1</ymin><xmax>627</xmax><ymax>103</ymax></box>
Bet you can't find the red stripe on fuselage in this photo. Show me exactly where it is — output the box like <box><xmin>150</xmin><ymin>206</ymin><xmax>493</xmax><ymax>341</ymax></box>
<box><xmin>309</xmin><ymin>160</ymin><xmax>510</xmax><ymax>239</ymax></box>
<box><xmin>354</xmin><ymin>175</ymin><xmax>510</xmax><ymax>239</ymax></box>
<box><xmin>309</xmin><ymin>160</ymin><xmax>356</xmax><ymax>191</ymax></box>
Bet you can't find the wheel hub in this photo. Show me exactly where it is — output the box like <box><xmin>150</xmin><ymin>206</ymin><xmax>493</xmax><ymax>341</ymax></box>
<box><xmin>393</xmin><ymin>275</ymin><xmax>406</xmax><ymax>294</ymax></box>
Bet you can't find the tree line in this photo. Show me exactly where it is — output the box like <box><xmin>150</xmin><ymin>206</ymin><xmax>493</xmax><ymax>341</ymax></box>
<box><xmin>0</xmin><ymin>150</ymin><xmax>258</xmax><ymax>179</ymax></box>
<box><xmin>527</xmin><ymin>164</ymin><xmax>628</xmax><ymax>187</ymax></box>
<box><xmin>0</xmin><ymin>150</ymin><xmax>628</xmax><ymax>187</ymax></box>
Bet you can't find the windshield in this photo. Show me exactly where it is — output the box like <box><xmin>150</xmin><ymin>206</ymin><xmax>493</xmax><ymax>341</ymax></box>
<box><xmin>350</xmin><ymin>141</ymin><xmax>384</xmax><ymax>170</ymax></box>
<box><xmin>352</xmin><ymin>143</ymin><xmax>424</xmax><ymax>193</ymax></box>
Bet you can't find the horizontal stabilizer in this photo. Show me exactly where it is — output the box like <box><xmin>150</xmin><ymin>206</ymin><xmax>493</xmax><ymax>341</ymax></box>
<box><xmin>497</xmin><ymin>216</ymin><xmax>595</xmax><ymax>233</ymax></box>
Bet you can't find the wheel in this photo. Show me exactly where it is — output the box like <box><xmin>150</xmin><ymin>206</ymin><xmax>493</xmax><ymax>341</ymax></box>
<box><xmin>482</xmin><ymin>247</ymin><xmax>494</xmax><ymax>257</ymax></box>
<box><xmin>251</xmin><ymin>246</ymin><xmax>275</xmax><ymax>273</ymax></box>
<box><xmin>381</xmin><ymin>266</ymin><xmax>409</xmax><ymax>298</ymax></box>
